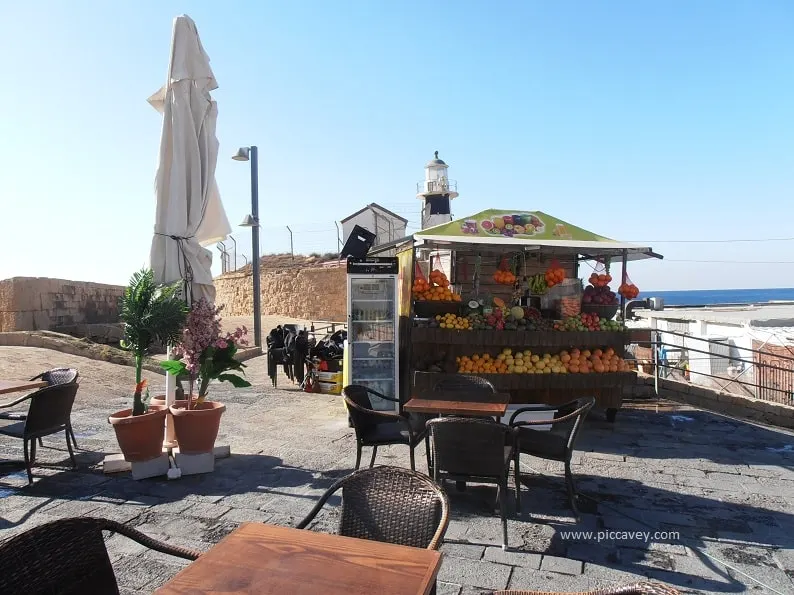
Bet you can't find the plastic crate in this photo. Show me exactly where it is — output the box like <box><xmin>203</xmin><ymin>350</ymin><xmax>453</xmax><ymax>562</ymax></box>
<box><xmin>318</xmin><ymin>381</ymin><xmax>342</xmax><ymax>395</ymax></box>
<box><xmin>318</xmin><ymin>371</ymin><xmax>342</xmax><ymax>383</ymax></box>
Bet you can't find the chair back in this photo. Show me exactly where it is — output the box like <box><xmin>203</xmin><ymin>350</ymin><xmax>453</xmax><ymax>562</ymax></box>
<box><xmin>32</xmin><ymin>367</ymin><xmax>79</xmax><ymax>386</ymax></box>
<box><xmin>0</xmin><ymin>518</ymin><xmax>118</xmax><ymax>594</ymax></box>
<box><xmin>24</xmin><ymin>383</ymin><xmax>79</xmax><ymax>438</ymax></box>
<box><xmin>432</xmin><ymin>374</ymin><xmax>496</xmax><ymax>399</ymax></box>
<box><xmin>343</xmin><ymin>385</ymin><xmax>379</xmax><ymax>437</ymax></box>
<box><xmin>555</xmin><ymin>397</ymin><xmax>595</xmax><ymax>452</ymax></box>
<box><xmin>428</xmin><ymin>417</ymin><xmax>511</xmax><ymax>478</ymax></box>
<box><xmin>337</xmin><ymin>467</ymin><xmax>449</xmax><ymax>549</ymax></box>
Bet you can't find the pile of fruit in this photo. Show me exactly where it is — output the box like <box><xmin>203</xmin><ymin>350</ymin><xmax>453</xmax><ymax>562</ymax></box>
<box><xmin>560</xmin><ymin>348</ymin><xmax>631</xmax><ymax>374</ymax></box>
<box><xmin>456</xmin><ymin>347</ymin><xmax>631</xmax><ymax>374</ymax></box>
<box><xmin>412</xmin><ymin>269</ymin><xmax>462</xmax><ymax>302</ymax></box>
<box><xmin>618</xmin><ymin>282</ymin><xmax>640</xmax><ymax>299</ymax></box>
<box><xmin>545</xmin><ymin>266</ymin><xmax>565</xmax><ymax>288</ymax></box>
<box><xmin>435</xmin><ymin>313</ymin><xmax>470</xmax><ymax>330</ymax></box>
<box><xmin>493</xmin><ymin>269</ymin><xmax>516</xmax><ymax>285</ymax></box>
<box><xmin>582</xmin><ymin>283</ymin><xmax>619</xmax><ymax>306</ymax></box>
<box><xmin>553</xmin><ymin>313</ymin><xmax>624</xmax><ymax>331</ymax></box>
<box><xmin>560</xmin><ymin>296</ymin><xmax>581</xmax><ymax>317</ymax></box>
<box><xmin>526</xmin><ymin>273</ymin><xmax>548</xmax><ymax>295</ymax></box>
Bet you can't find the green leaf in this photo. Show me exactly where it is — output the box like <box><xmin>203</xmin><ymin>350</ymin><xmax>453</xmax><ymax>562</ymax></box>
<box><xmin>217</xmin><ymin>373</ymin><xmax>252</xmax><ymax>388</ymax></box>
<box><xmin>161</xmin><ymin>360</ymin><xmax>187</xmax><ymax>375</ymax></box>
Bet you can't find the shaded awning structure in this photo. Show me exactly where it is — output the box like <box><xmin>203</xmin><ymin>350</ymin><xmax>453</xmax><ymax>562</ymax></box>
<box><xmin>392</xmin><ymin>209</ymin><xmax>662</xmax><ymax>261</ymax></box>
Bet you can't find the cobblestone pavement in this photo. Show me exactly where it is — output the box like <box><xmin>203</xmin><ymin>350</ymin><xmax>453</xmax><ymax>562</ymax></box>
<box><xmin>1</xmin><ymin>347</ymin><xmax>793</xmax><ymax>594</ymax></box>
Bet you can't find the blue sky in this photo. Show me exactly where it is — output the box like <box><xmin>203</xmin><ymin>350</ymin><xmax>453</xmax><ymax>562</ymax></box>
<box><xmin>1</xmin><ymin>1</ymin><xmax>792</xmax><ymax>290</ymax></box>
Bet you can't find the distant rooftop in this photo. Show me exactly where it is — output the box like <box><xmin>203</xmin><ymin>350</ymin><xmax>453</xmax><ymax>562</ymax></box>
<box><xmin>635</xmin><ymin>302</ymin><xmax>794</xmax><ymax>327</ymax></box>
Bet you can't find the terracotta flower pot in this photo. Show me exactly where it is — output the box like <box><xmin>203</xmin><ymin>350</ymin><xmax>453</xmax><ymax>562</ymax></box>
<box><xmin>169</xmin><ymin>401</ymin><xmax>226</xmax><ymax>455</ymax></box>
<box><xmin>149</xmin><ymin>396</ymin><xmax>191</xmax><ymax>446</ymax></box>
<box><xmin>108</xmin><ymin>405</ymin><xmax>167</xmax><ymax>462</ymax></box>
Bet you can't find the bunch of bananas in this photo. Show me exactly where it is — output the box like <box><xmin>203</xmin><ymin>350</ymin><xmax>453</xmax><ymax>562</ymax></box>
<box><xmin>527</xmin><ymin>273</ymin><xmax>548</xmax><ymax>295</ymax></box>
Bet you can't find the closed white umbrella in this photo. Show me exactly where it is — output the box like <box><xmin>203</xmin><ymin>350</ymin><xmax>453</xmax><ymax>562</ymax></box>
<box><xmin>148</xmin><ymin>14</ymin><xmax>230</xmax><ymax>305</ymax></box>
<box><xmin>148</xmin><ymin>15</ymin><xmax>231</xmax><ymax>449</ymax></box>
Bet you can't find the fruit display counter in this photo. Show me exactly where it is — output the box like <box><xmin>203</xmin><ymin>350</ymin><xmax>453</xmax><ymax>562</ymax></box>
<box><xmin>383</xmin><ymin>208</ymin><xmax>663</xmax><ymax>422</ymax></box>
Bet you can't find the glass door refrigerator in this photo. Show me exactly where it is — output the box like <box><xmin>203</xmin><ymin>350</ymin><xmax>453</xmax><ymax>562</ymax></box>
<box><xmin>345</xmin><ymin>257</ymin><xmax>400</xmax><ymax>412</ymax></box>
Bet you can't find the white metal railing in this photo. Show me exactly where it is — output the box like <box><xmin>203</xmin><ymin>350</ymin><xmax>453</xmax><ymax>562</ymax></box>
<box><xmin>416</xmin><ymin>179</ymin><xmax>458</xmax><ymax>194</ymax></box>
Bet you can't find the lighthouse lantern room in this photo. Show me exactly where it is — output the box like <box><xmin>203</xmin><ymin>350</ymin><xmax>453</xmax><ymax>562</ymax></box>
<box><xmin>416</xmin><ymin>151</ymin><xmax>458</xmax><ymax>230</ymax></box>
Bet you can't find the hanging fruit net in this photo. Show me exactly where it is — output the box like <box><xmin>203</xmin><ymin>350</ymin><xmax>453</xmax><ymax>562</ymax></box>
<box><xmin>587</xmin><ymin>259</ymin><xmax>612</xmax><ymax>288</ymax></box>
<box><xmin>619</xmin><ymin>271</ymin><xmax>640</xmax><ymax>299</ymax></box>
<box><xmin>493</xmin><ymin>255</ymin><xmax>516</xmax><ymax>285</ymax></box>
<box><xmin>545</xmin><ymin>258</ymin><xmax>565</xmax><ymax>288</ymax></box>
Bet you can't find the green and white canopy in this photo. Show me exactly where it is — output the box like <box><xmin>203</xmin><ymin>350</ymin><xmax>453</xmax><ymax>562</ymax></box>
<box><xmin>413</xmin><ymin>209</ymin><xmax>661</xmax><ymax>261</ymax></box>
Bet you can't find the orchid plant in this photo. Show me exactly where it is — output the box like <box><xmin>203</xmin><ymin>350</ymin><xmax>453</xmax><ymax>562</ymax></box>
<box><xmin>161</xmin><ymin>299</ymin><xmax>251</xmax><ymax>407</ymax></box>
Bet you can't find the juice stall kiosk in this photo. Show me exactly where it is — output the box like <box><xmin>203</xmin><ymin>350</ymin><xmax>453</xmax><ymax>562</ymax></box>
<box><xmin>365</xmin><ymin>209</ymin><xmax>662</xmax><ymax>422</ymax></box>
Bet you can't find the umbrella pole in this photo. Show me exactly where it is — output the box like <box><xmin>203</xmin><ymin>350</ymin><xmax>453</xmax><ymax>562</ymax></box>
<box><xmin>164</xmin><ymin>347</ymin><xmax>178</xmax><ymax>449</ymax></box>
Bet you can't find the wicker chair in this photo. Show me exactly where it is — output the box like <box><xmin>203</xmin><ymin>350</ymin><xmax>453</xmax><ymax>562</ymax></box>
<box><xmin>343</xmin><ymin>385</ymin><xmax>429</xmax><ymax>471</ymax></box>
<box><xmin>427</xmin><ymin>417</ymin><xmax>517</xmax><ymax>549</ymax></box>
<box><xmin>0</xmin><ymin>383</ymin><xmax>79</xmax><ymax>484</ymax></box>
<box><xmin>432</xmin><ymin>373</ymin><xmax>497</xmax><ymax>395</ymax></box>
<box><xmin>297</xmin><ymin>466</ymin><xmax>449</xmax><ymax>550</ymax></box>
<box><xmin>486</xmin><ymin>582</ymin><xmax>680</xmax><ymax>595</ymax></box>
<box><xmin>432</xmin><ymin>373</ymin><xmax>500</xmax><ymax>421</ymax></box>
<box><xmin>28</xmin><ymin>367</ymin><xmax>80</xmax><ymax>447</ymax></box>
<box><xmin>0</xmin><ymin>517</ymin><xmax>201</xmax><ymax>594</ymax></box>
<box><xmin>509</xmin><ymin>397</ymin><xmax>595</xmax><ymax>516</ymax></box>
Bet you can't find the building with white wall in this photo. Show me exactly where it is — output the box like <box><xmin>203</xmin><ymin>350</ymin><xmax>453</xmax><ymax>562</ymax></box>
<box><xmin>632</xmin><ymin>303</ymin><xmax>794</xmax><ymax>399</ymax></box>
<box><xmin>340</xmin><ymin>203</ymin><xmax>408</xmax><ymax>249</ymax></box>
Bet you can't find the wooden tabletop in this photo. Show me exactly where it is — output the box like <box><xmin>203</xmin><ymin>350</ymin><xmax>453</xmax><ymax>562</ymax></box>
<box><xmin>404</xmin><ymin>392</ymin><xmax>510</xmax><ymax>417</ymax></box>
<box><xmin>0</xmin><ymin>380</ymin><xmax>47</xmax><ymax>396</ymax></box>
<box><xmin>155</xmin><ymin>523</ymin><xmax>442</xmax><ymax>595</ymax></box>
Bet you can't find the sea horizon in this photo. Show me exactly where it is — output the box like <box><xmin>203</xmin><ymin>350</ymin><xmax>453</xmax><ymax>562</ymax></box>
<box><xmin>638</xmin><ymin>287</ymin><xmax>794</xmax><ymax>307</ymax></box>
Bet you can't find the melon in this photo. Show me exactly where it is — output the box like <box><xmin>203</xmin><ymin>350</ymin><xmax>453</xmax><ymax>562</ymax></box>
<box><xmin>510</xmin><ymin>306</ymin><xmax>525</xmax><ymax>320</ymax></box>
<box><xmin>493</xmin><ymin>297</ymin><xmax>506</xmax><ymax>309</ymax></box>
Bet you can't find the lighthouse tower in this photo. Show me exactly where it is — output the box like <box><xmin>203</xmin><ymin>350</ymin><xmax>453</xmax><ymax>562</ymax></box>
<box><xmin>416</xmin><ymin>151</ymin><xmax>458</xmax><ymax>229</ymax></box>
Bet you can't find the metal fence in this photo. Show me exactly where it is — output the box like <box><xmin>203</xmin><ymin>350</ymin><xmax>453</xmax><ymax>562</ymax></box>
<box><xmin>630</xmin><ymin>329</ymin><xmax>794</xmax><ymax>406</ymax></box>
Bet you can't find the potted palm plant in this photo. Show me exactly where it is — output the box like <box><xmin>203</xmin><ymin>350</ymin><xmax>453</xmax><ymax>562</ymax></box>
<box><xmin>109</xmin><ymin>269</ymin><xmax>188</xmax><ymax>462</ymax></box>
<box><xmin>161</xmin><ymin>299</ymin><xmax>250</xmax><ymax>454</ymax></box>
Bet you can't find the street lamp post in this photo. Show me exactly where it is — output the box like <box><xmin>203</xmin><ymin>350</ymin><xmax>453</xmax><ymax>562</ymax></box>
<box><xmin>233</xmin><ymin>145</ymin><xmax>262</xmax><ymax>349</ymax></box>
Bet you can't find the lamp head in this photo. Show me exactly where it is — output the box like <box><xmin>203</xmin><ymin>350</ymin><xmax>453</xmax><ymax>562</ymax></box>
<box><xmin>232</xmin><ymin>147</ymin><xmax>250</xmax><ymax>161</ymax></box>
<box><xmin>239</xmin><ymin>214</ymin><xmax>258</xmax><ymax>227</ymax></box>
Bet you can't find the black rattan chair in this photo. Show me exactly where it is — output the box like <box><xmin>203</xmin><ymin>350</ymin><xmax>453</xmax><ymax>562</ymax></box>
<box><xmin>427</xmin><ymin>417</ymin><xmax>517</xmax><ymax>549</ymax></box>
<box><xmin>343</xmin><ymin>385</ymin><xmax>428</xmax><ymax>471</ymax></box>
<box><xmin>432</xmin><ymin>373</ymin><xmax>497</xmax><ymax>395</ymax></box>
<box><xmin>432</xmin><ymin>373</ymin><xmax>500</xmax><ymax>421</ymax></box>
<box><xmin>0</xmin><ymin>383</ymin><xmax>79</xmax><ymax>484</ymax></box>
<box><xmin>28</xmin><ymin>367</ymin><xmax>80</xmax><ymax>447</ymax></box>
<box><xmin>487</xmin><ymin>582</ymin><xmax>680</xmax><ymax>595</ymax></box>
<box><xmin>509</xmin><ymin>397</ymin><xmax>595</xmax><ymax>516</ymax></box>
<box><xmin>297</xmin><ymin>466</ymin><xmax>449</xmax><ymax>550</ymax></box>
<box><xmin>0</xmin><ymin>517</ymin><xmax>200</xmax><ymax>594</ymax></box>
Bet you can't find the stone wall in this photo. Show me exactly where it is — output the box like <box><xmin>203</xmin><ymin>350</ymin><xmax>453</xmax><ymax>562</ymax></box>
<box><xmin>214</xmin><ymin>265</ymin><xmax>347</xmax><ymax>322</ymax></box>
<box><xmin>629</xmin><ymin>373</ymin><xmax>794</xmax><ymax>429</ymax></box>
<box><xmin>0</xmin><ymin>277</ymin><xmax>123</xmax><ymax>332</ymax></box>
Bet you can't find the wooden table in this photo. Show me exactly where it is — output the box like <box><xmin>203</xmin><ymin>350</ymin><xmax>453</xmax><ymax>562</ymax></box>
<box><xmin>155</xmin><ymin>523</ymin><xmax>442</xmax><ymax>595</ymax></box>
<box><xmin>0</xmin><ymin>380</ymin><xmax>46</xmax><ymax>396</ymax></box>
<box><xmin>404</xmin><ymin>391</ymin><xmax>510</xmax><ymax>417</ymax></box>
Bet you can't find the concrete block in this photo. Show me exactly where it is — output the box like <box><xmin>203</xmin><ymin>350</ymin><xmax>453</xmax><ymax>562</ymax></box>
<box><xmin>130</xmin><ymin>454</ymin><xmax>169</xmax><ymax>480</ymax></box>
<box><xmin>103</xmin><ymin>453</ymin><xmax>132</xmax><ymax>474</ymax></box>
<box><xmin>483</xmin><ymin>546</ymin><xmax>542</xmax><ymax>568</ymax></box>
<box><xmin>175</xmin><ymin>451</ymin><xmax>215</xmax><ymax>475</ymax></box>
<box><xmin>539</xmin><ymin>554</ymin><xmax>584</xmax><ymax>575</ymax></box>
<box><xmin>213</xmin><ymin>444</ymin><xmax>231</xmax><ymax>459</ymax></box>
